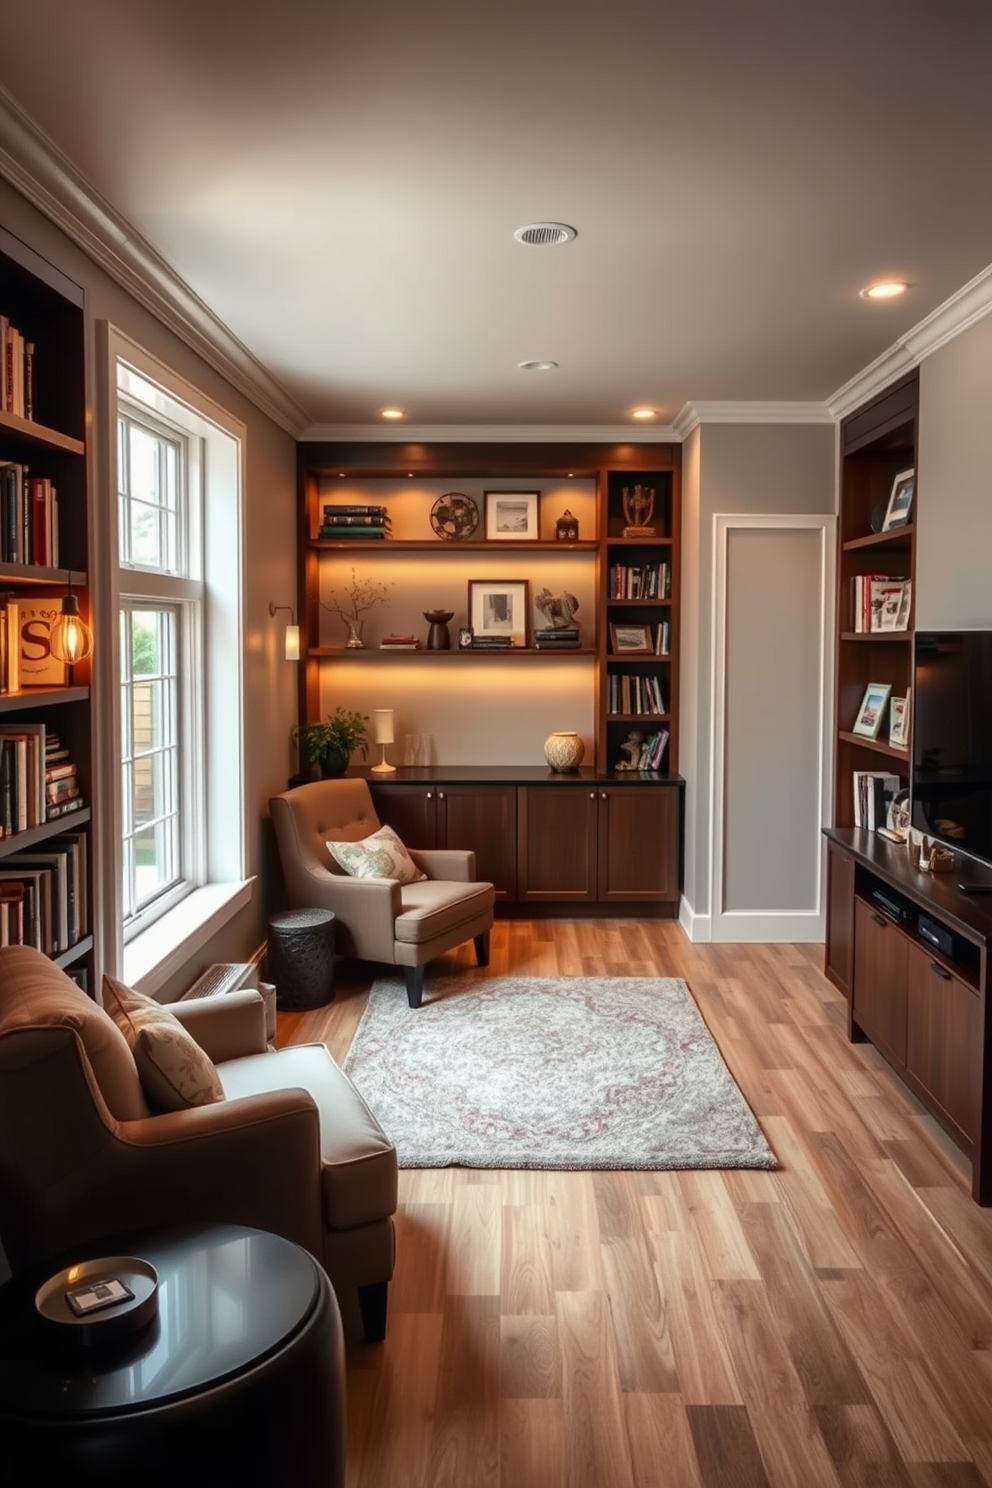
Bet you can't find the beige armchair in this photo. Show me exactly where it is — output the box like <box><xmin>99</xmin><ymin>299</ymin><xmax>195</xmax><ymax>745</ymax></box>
<box><xmin>269</xmin><ymin>778</ymin><xmax>495</xmax><ymax>1008</ymax></box>
<box><xmin>0</xmin><ymin>945</ymin><xmax>398</xmax><ymax>1342</ymax></box>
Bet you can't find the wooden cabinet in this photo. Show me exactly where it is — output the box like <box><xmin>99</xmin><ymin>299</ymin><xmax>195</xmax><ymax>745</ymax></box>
<box><xmin>853</xmin><ymin>896</ymin><xmax>908</xmax><ymax>1067</ymax></box>
<box><xmin>517</xmin><ymin>786</ymin><xmax>598</xmax><ymax>902</ymax></box>
<box><xmin>596</xmin><ymin>785</ymin><xmax>680</xmax><ymax>902</ymax></box>
<box><xmin>0</xmin><ymin>225</ymin><xmax>94</xmax><ymax>981</ymax></box>
<box><xmin>824</xmin><ymin>827</ymin><xmax>991</xmax><ymax>1203</ymax></box>
<box><xmin>370</xmin><ymin>780</ymin><xmax>517</xmax><ymax>900</ymax></box>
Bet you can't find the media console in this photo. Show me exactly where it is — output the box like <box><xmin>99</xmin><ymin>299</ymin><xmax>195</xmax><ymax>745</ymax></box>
<box><xmin>824</xmin><ymin>827</ymin><xmax>992</xmax><ymax>1204</ymax></box>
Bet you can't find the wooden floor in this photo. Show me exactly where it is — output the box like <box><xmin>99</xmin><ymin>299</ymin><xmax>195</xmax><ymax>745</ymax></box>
<box><xmin>279</xmin><ymin>920</ymin><xmax>992</xmax><ymax>1488</ymax></box>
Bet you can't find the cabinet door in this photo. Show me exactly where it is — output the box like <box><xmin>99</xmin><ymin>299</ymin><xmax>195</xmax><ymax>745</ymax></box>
<box><xmin>906</xmin><ymin>943</ymin><xmax>983</xmax><ymax>1149</ymax></box>
<box><xmin>596</xmin><ymin>786</ymin><xmax>680</xmax><ymax>902</ymax></box>
<box><xmin>437</xmin><ymin>784</ymin><xmax>517</xmax><ymax>900</ymax></box>
<box><xmin>517</xmin><ymin>787</ymin><xmax>597</xmax><ymax>901</ymax></box>
<box><xmin>825</xmin><ymin>841</ymin><xmax>856</xmax><ymax>1002</ymax></box>
<box><xmin>853</xmin><ymin>897</ymin><xmax>908</xmax><ymax>1067</ymax></box>
<box><xmin>367</xmin><ymin>784</ymin><xmax>438</xmax><ymax>849</ymax></box>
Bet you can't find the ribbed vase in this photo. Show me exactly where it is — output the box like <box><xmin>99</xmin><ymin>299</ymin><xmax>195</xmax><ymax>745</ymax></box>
<box><xmin>543</xmin><ymin>731</ymin><xmax>584</xmax><ymax>772</ymax></box>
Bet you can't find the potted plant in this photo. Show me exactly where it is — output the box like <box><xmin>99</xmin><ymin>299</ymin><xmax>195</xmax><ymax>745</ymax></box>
<box><xmin>293</xmin><ymin>707</ymin><xmax>370</xmax><ymax>778</ymax></box>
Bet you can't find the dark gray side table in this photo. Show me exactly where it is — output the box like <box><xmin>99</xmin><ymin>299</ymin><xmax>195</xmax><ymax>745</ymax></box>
<box><xmin>0</xmin><ymin>1223</ymin><xmax>345</xmax><ymax>1487</ymax></box>
<box><xmin>267</xmin><ymin>907</ymin><xmax>336</xmax><ymax>1009</ymax></box>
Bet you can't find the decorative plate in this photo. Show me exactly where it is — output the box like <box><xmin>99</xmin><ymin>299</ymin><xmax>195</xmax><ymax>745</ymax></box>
<box><xmin>430</xmin><ymin>493</ymin><xmax>479</xmax><ymax>540</ymax></box>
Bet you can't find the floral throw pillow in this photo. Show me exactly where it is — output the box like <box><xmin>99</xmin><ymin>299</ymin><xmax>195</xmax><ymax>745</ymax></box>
<box><xmin>326</xmin><ymin>824</ymin><xmax>427</xmax><ymax>884</ymax></box>
<box><xmin>101</xmin><ymin>974</ymin><xmax>225</xmax><ymax>1113</ymax></box>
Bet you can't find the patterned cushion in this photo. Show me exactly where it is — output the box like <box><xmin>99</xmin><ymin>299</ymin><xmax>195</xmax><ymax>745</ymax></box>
<box><xmin>102</xmin><ymin>975</ymin><xmax>225</xmax><ymax>1113</ymax></box>
<box><xmin>326</xmin><ymin>824</ymin><xmax>427</xmax><ymax>884</ymax></box>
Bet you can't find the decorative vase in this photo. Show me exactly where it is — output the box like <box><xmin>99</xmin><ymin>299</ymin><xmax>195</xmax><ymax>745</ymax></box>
<box><xmin>344</xmin><ymin>618</ymin><xmax>364</xmax><ymax>649</ymax></box>
<box><xmin>315</xmin><ymin>745</ymin><xmax>351</xmax><ymax>779</ymax></box>
<box><xmin>544</xmin><ymin>731</ymin><xmax>584</xmax><ymax>772</ymax></box>
<box><xmin>424</xmin><ymin>609</ymin><xmax>454</xmax><ymax>650</ymax></box>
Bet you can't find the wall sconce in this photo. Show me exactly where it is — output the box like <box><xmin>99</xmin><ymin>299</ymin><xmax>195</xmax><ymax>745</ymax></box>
<box><xmin>49</xmin><ymin>575</ymin><xmax>94</xmax><ymax>664</ymax></box>
<box><xmin>372</xmin><ymin>708</ymin><xmax>396</xmax><ymax>773</ymax></box>
<box><xmin>268</xmin><ymin>602</ymin><xmax>300</xmax><ymax>661</ymax></box>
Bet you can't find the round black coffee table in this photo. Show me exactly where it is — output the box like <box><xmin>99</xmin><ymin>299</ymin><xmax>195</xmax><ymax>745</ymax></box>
<box><xmin>0</xmin><ymin>1223</ymin><xmax>344</xmax><ymax>1487</ymax></box>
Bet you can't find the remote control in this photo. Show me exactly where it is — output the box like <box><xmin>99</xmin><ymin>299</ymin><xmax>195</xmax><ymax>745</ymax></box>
<box><xmin>957</xmin><ymin>883</ymin><xmax>992</xmax><ymax>895</ymax></box>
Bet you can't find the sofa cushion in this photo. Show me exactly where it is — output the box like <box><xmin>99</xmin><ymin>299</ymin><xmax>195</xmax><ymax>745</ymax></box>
<box><xmin>102</xmin><ymin>975</ymin><xmax>225</xmax><ymax>1113</ymax></box>
<box><xmin>394</xmin><ymin>878</ymin><xmax>496</xmax><ymax>945</ymax></box>
<box><xmin>218</xmin><ymin>1043</ymin><xmax>398</xmax><ymax>1231</ymax></box>
<box><xmin>0</xmin><ymin>946</ymin><xmax>149</xmax><ymax>1121</ymax></box>
<box><xmin>327</xmin><ymin>823</ymin><xmax>427</xmax><ymax>885</ymax></box>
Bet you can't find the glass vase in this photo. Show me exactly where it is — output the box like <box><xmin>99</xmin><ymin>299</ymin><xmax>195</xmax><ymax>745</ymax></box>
<box><xmin>344</xmin><ymin>618</ymin><xmax>364</xmax><ymax>649</ymax></box>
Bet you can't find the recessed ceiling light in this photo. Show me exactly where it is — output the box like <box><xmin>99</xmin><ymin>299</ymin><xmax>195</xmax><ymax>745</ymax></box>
<box><xmin>631</xmin><ymin>407</ymin><xmax>657</xmax><ymax>420</ymax></box>
<box><xmin>518</xmin><ymin>360</ymin><xmax>559</xmax><ymax>372</ymax></box>
<box><xmin>513</xmin><ymin>223</ymin><xmax>577</xmax><ymax>246</ymax></box>
<box><xmin>859</xmin><ymin>281</ymin><xmax>910</xmax><ymax>301</ymax></box>
<box><xmin>379</xmin><ymin>407</ymin><xmax>405</xmax><ymax>420</ymax></box>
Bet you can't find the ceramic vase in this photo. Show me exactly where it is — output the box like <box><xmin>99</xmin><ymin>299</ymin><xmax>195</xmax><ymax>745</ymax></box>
<box><xmin>544</xmin><ymin>731</ymin><xmax>584</xmax><ymax>772</ymax></box>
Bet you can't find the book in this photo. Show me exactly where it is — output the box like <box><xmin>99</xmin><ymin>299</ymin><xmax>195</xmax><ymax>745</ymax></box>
<box><xmin>16</xmin><ymin>599</ymin><xmax>67</xmax><ymax>687</ymax></box>
<box><xmin>853</xmin><ymin>771</ymin><xmax>901</xmax><ymax>831</ymax></box>
<box><xmin>0</xmin><ymin>869</ymin><xmax>43</xmax><ymax>949</ymax></box>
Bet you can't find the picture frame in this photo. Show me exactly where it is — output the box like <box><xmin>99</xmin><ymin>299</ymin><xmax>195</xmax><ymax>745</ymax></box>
<box><xmin>851</xmin><ymin>681</ymin><xmax>892</xmax><ymax>739</ymax></box>
<box><xmin>467</xmin><ymin>579</ymin><xmax>529</xmax><ymax>646</ymax></box>
<box><xmin>457</xmin><ymin>626</ymin><xmax>474</xmax><ymax>649</ymax></box>
<box><xmin>881</xmin><ymin>468</ymin><xmax>915</xmax><ymax>531</ymax></box>
<box><xmin>484</xmin><ymin>490</ymin><xmax>540</xmax><ymax>541</ymax></box>
<box><xmin>609</xmin><ymin>623</ymin><xmax>653</xmax><ymax>654</ymax></box>
<box><xmin>889</xmin><ymin>690</ymin><xmax>911</xmax><ymax>749</ymax></box>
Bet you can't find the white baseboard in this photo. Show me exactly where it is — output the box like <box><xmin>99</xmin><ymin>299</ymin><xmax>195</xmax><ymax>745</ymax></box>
<box><xmin>679</xmin><ymin>897</ymin><xmax>712</xmax><ymax>942</ymax></box>
<box><xmin>708</xmin><ymin>910</ymin><xmax>825</xmax><ymax>944</ymax></box>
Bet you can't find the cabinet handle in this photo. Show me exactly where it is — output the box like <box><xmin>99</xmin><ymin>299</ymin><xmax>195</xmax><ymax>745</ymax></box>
<box><xmin>601</xmin><ymin>792</ymin><xmax>607</xmax><ymax>800</ymax></box>
<box><xmin>871</xmin><ymin>913</ymin><xmax>888</xmax><ymax>929</ymax></box>
<box><xmin>438</xmin><ymin>791</ymin><xmax>445</xmax><ymax>800</ymax></box>
<box><xmin>590</xmin><ymin>792</ymin><xmax>596</xmax><ymax>799</ymax></box>
<box><xmin>930</xmin><ymin>962</ymin><xmax>952</xmax><ymax>981</ymax></box>
<box><xmin>426</xmin><ymin>791</ymin><xmax>433</xmax><ymax>800</ymax></box>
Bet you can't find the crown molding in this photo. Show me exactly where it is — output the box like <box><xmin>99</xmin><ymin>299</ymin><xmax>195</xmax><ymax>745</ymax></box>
<box><xmin>828</xmin><ymin>262</ymin><xmax>992</xmax><ymax>419</ymax></box>
<box><xmin>673</xmin><ymin>401</ymin><xmax>833</xmax><ymax>439</ymax></box>
<box><xmin>0</xmin><ymin>87</ymin><xmax>309</xmax><ymax>437</ymax></box>
<box><xmin>299</xmin><ymin>422</ymin><xmax>683</xmax><ymax>443</ymax></box>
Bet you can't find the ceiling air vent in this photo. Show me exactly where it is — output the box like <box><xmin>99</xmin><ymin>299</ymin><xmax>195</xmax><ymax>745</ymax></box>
<box><xmin>513</xmin><ymin>223</ymin><xmax>577</xmax><ymax>246</ymax></box>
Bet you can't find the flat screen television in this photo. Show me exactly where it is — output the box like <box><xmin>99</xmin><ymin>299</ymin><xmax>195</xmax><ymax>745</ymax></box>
<box><xmin>912</xmin><ymin>630</ymin><xmax>992</xmax><ymax>870</ymax></box>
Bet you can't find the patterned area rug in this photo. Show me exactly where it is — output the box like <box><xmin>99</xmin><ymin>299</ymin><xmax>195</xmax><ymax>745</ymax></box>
<box><xmin>343</xmin><ymin>975</ymin><xmax>776</xmax><ymax>1171</ymax></box>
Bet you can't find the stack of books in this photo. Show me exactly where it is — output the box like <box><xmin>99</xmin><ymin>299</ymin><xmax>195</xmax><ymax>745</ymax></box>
<box><xmin>853</xmin><ymin>770</ymin><xmax>901</xmax><ymax>831</ymax></box>
<box><xmin>0</xmin><ymin>725</ymin><xmax>84</xmax><ymax>837</ymax></box>
<box><xmin>318</xmin><ymin>504</ymin><xmax>391</xmax><ymax>539</ymax></box>
<box><xmin>471</xmin><ymin>635</ymin><xmax>515</xmax><ymax>649</ymax></box>
<box><xmin>534</xmin><ymin>626</ymin><xmax>581</xmax><ymax>649</ymax></box>
<box><xmin>379</xmin><ymin>634</ymin><xmax>422</xmax><ymax>650</ymax></box>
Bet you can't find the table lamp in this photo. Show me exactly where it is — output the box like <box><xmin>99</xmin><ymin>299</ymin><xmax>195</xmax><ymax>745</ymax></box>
<box><xmin>372</xmin><ymin>709</ymin><xmax>396</xmax><ymax>773</ymax></box>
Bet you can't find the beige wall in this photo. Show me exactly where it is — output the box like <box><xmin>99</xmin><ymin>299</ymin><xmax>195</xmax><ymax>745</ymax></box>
<box><xmin>917</xmin><ymin>311</ymin><xmax>992</xmax><ymax>631</ymax></box>
<box><xmin>679</xmin><ymin>422</ymin><xmax>836</xmax><ymax>932</ymax></box>
<box><xmin>1</xmin><ymin>180</ymin><xmax>298</xmax><ymax>991</ymax></box>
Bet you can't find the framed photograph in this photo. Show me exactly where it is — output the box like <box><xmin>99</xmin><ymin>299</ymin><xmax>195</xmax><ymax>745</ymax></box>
<box><xmin>484</xmin><ymin>490</ymin><xmax>540</xmax><ymax>541</ymax></box>
<box><xmin>468</xmin><ymin>579</ymin><xmax>529</xmax><ymax>646</ymax></box>
<box><xmin>457</xmin><ymin>626</ymin><xmax>474</xmax><ymax>649</ymax></box>
<box><xmin>609</xmin><ymin>623</ymin><xmax>653</xmax><ymax>653</ymax></box>
<box><xmin>851</xmin><ymin>681</ymin><xmax>892</xmax><ymax>739</ymax></box>
<box><xmin>882</xmin><ymin>468</ymin><xmax>915</xmax><ymax>531</ymax></box>
<box><xmin>889</xmin><ymin>690</ymin><xmax>911</xmax><ymax>749</ymax></box>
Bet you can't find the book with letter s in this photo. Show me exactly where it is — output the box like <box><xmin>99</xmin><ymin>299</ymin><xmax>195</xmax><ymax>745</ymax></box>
<box><xmin>15</xmin><ymin>598</ymin><xmax>67</xmax><ymax>687</ymax></box>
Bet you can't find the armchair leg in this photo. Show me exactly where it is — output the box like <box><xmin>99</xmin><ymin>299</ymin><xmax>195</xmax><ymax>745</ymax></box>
<box><xmin>357</xmin><ymin>1281</ymin><xmax>389</xmax><ymax>1344</ymax></box>
<box><xmin>474</xmin><ymin>930</ymin><xmax>491</xmax><ymax>967</ymax></box>
<box><xmin>404</xmin><ymin>965</ymin><xmax>425</xmax><ymax>1008</ymax></box>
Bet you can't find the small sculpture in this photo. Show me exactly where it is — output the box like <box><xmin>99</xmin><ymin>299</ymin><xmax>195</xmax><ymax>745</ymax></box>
<box><xmin>622</xmin><ymin>484</ymin><xmax>656</xmax><ymax>537</ymax></box>
<box><xmin>616</xmin><ymin>729</ymin><xmax>645</xmax><ymax>771</ymax></box>
<box><xmin>534</xmin><ymin>588</ymin><xmax>580</xmax><ymax>629</ymax></box>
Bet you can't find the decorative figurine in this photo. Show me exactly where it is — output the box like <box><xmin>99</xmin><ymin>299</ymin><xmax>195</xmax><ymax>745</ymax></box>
<box><xmin>616</xmin><ymin>729</ymin><xmax>645</xmax><ymax>770</ymax></box>
<box><xmin>555</xmin><ymin>508</ymin><xmax>579</xmax><ymax>542</ymax></box>
<box><xmin>534</xmin><ymin>587</ymin><xmax>580</xmax><ymax>629</ymax></box>
<box><xmin>622</xmin><ymin>484</ymin><xmax>656</xmax><ymax>536</ymax></box>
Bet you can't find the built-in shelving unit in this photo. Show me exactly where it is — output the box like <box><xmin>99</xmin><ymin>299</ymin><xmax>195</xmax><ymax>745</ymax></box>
<box><xmin>0</xmin><ymin>224</ymin><xmax>93</xmax><ymax>980</ymax></box>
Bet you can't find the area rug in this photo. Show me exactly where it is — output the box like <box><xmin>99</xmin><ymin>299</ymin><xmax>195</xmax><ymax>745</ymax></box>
<box><xmin>343</xmin><ymin>975</ymin><xmax>776</xmax><ymax>1171</ymax></box>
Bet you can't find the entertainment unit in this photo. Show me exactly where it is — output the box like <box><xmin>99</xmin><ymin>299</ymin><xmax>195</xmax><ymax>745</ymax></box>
<box><xmin>824</xmin><ymin>826</ymin><xmax>991</xmax><ymax>1203</ymax></box>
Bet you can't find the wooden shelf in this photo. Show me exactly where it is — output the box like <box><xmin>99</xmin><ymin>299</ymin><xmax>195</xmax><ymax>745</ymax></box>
<box><xmin>837</xmin><ymin>731</ymin><xmax>909</xmax><ymax>762</ymax></box>
<box><xmin>0</xmin><ymin>686</ymin><xmax>89</xmax><ymax>713</ymax></box>
<box><xmin>0</xmin><ymin>408</ymin><xmax>85</xmax><ymax>457</ymax></box>
<box><xmin>0</xmin><ymin>808</ymin><xmax>91</xmax><ymax>860</ymax></box>
<box><xmin>839</xmin><ymin>631</ymin><xmax>911</xmax><ymax>642</ymax></box>
<box><xmin>0</xmin><ymin>564</ymin><xmax>86</xmax><ymax>587</ymax></box>
<box><xmin>843</xmin><ymin>525</ymin><xmax>915</xmax><ymax>553</ymax></box>
<box><xmin>308</xmin><ymin>646</ymin><xmax>596</xmax><ymax>659</ymax></box>
<box><xmin>307</xmin><ymin>538</ymin><xmax>599</xmax><ymax>553</ymax></box>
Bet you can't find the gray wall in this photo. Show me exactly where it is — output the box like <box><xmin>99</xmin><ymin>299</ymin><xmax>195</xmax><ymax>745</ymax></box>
<box><xmin>1</xmin><ymin>180</ymin><xmax>299</xmax><ymax>991</ymax></box>
<box><xmin>917</xmin><ymin>311</ymin><xmax>992</xmax><ymax>631</ymax></box>
<box><xmin>679</xmin><ymin>422</ymin><xmax>836</xmax><ymax>929</ymax></box>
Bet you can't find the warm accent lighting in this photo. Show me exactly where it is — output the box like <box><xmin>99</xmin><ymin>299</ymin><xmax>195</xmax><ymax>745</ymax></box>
<box><xmin>372</xmin><ymin>709</ymin><xmax>396</xmax><ymax>773</ymax></box>
<box><xmin>268</xmin><ymin>602</ymin><xmax>299</xmax><ymax>661</ymax></box>
<box><xmin>631</xmin><ymin>407</ymin><xmax>657</xmax><ymax>420</ymax></box>
<box><xmin>379</xmin><ymin>407</ymin><xmax>405</xmax><ymax>420</ymax></box>
<box><xmin>860</xmin><ymin>281</ymin><xmax>910</xmax><ymax>300</ymax></box>
<box><xmin>49</xmin><ymin>580</ymin><xmax>94</xmax><ymax>665</ymax></box>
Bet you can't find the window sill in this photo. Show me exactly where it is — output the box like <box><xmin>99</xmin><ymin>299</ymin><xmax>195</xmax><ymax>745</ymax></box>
<box><xmin>123</xmin><ymin>880</ymin><xmax>255</xmax><ymax>995</ymax></box>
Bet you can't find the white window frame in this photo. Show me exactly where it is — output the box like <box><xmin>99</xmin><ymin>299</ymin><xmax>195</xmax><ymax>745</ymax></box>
<box><xmin>96</xmin><ymin>325</ymin><xmax>250</xmax><ymax>993</ymax></box>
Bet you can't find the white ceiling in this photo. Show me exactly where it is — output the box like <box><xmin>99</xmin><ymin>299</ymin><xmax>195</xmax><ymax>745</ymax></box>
<box><xmin>2</xmin><ymin>0</ymin><xmax>991</xmax><ymax>435</ymax></box>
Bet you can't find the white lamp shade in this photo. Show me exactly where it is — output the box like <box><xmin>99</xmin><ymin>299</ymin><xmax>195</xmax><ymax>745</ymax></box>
<box><xmin>284</xmin><ymin>624</ymin><xmax>300</xmax><ymax>661</ymax></box>
<box><xmin>374</xmin><ymin>709</ymin><xmax>395</xmax><ymax>744</ymax></box>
